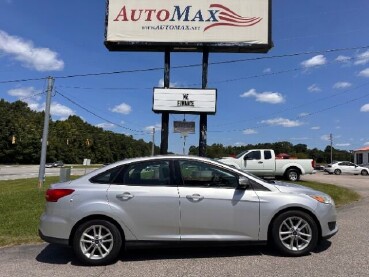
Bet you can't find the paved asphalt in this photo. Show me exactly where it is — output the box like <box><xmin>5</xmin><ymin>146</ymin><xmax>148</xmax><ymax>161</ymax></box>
<box><xmin>0</xmin><ymin>171</ymin><xmax>368</xmax><ymax>277</ymax></box>
<box><xmin>0</xmin><ymin>165</ymin><xmax>97</xmax><ymax>181</ymax></box>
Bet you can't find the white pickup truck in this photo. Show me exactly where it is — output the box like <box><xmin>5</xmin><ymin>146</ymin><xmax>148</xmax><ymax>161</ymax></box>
<box><xmin>218</xmin><ymin>149</ymin><xmax>315</xmax><ymax>181</ymax></box>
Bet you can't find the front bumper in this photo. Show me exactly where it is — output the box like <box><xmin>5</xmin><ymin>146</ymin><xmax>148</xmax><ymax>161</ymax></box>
<box><xmin>316</xmin><ymin>202</ymin><xmax>338</xmax><ymax>239</ymax></box>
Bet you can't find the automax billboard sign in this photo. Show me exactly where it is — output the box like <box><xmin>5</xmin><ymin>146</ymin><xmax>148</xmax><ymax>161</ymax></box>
<box><xmin>105</xmin><ymin>0</ymin><xmax>272</xmax><ymax>53</ymax></box>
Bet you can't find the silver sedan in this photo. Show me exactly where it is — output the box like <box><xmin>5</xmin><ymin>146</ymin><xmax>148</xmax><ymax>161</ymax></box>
<box><xmin>325</xmin><ymin>161</ymin><xmax>369</xmax><ymax>175</ymax></box>
<box><xmin>39</xmin><ymin>155</ymin><xmax>338</xmax><ymax>265</ymax></box>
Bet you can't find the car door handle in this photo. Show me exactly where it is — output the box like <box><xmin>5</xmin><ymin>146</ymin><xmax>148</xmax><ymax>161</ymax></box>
<box><xmin>186</xmin><ymin>194</ymin><xmax>204</xmax><ymax>202</ymax></box>
<box><xmin>116</xmin><ymin>192</ymin><xmax>134</xmax><ymax>201</ymax></box>
<box><xmin>258</xmin><ymin>161</ymin><xmax>263</xmax><ymax>164</ymax></box>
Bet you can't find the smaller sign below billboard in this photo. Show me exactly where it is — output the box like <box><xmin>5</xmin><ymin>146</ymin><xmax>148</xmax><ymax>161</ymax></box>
<box><xmin>153</xmin><ymin>88</ymin><xmax>217</xmax><ymax>114</ymax></box>
<box><xmin>174</xmin><ymin>121</ymin><xmax>195</xmax><ymax>134</ymax></box>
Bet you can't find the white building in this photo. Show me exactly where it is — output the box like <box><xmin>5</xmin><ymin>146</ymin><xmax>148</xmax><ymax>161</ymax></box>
<box><xmin>354</xmin><ymin>146</ymin><xmax>369</xmax><ymax>165</ymax></box>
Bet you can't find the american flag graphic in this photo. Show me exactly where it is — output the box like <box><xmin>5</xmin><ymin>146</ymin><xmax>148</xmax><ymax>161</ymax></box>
<box><xmin>204</xmin><ymin>4</ymin><xmax>262</xmax><ymax>31</ymax></box>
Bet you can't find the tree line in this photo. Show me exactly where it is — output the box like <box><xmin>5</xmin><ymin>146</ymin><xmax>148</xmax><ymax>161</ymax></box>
<box><xmin>1</xmin><ymin>99</ymin><xmax>351</xmax><ymax>165</ymax></box>
<box><xmin>0</xmin><ymin>99</ymin><xmax>158</xmax><ymax>164</ymax></box>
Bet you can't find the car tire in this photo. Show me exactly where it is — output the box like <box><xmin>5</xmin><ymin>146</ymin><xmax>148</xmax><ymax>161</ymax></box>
<box><xmin>271</xmin><ymin>210</ymin><xmax>318</xmax><ymax>257</ymax></box>
<box><xmin>73</xmin><ymin>219</ymin><xmax>122</xmax><ymax>266</ymax></box>
<box><xmin>361</xmin><ymin>170</ymin><xmax>369</xmax><ymax>176</ymax></box>
<box><xmin>285</xmin><ymin>169</ymin><xmax>300</xmax><ymax>182</ymax></box>
<box><xmin>334</xmin><ymin>169</ymin><xmax>341</xmax><ymax>175</ymax></box>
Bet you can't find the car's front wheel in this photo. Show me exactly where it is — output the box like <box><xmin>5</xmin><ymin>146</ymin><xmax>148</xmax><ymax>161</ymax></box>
<box><xmin>361</xmin><ymin>170</ymin><xmax>369</xmax><ymax>176</ymax></box>
<box><xmin>73</xmin><ymin>219</ymin><xmax>122</xmax><ymax>266</ymax></box>
<box><xmin>271</xmin><ymin>210</ymin><xmax>318</xmax><ymax>256</ymax></box>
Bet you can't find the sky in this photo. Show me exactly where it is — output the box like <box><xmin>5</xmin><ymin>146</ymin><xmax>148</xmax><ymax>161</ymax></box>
<box><xmin>1</xmin><ymin>0</ymin><xmax>369</xmax><ymax>155</ymax></box>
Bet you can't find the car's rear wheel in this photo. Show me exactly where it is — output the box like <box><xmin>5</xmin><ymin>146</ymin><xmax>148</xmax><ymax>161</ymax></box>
<box><xmin>271</xmin><ymin>210</ymin><xmax>318</xmax><ymax>256</ymax></box>
<box><xmin>334</xmin><ymin>169</ymin><xmax>341</xmax><ymax>175</ymax></box>
<box><xmin>361</xmin><ymin>170</ymin><xmax>368</xmax><ymax>176</ymax></box>
<box><xmin>286</xmin><ymin>169</ymin><xmax>300</xmax><ymax>182</ymax></box>
<box><xmin>73</xmin><ymin>219</ymin><xmax>122</xmax><ymax>266</ymax></box>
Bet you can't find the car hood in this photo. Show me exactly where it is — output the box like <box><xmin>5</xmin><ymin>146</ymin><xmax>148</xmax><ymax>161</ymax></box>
<box><xmin>272</xmin><ymin>181</ymin><xmax>324</xmax><ymax>195</ymax></box>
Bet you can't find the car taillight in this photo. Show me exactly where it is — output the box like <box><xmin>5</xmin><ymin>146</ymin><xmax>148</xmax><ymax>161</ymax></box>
<box><xmin>312</xmin><ymin>160</ymin><xmax>316</xmax><ymax>169</ymax></box>
<box><xmin>46</xmin><ymin>189</ymin><xmax>74</xmax><ymax>202</ymax></box>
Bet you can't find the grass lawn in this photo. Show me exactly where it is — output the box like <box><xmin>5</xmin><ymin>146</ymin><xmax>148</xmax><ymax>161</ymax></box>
<box><xmin>0</xmin><ymin>177</ymin><xmax>361</xmax><ymax>248</ymax></box>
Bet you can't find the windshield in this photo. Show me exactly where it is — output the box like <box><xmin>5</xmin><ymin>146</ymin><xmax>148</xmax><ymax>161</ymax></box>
<box><xmin>235</xmin><ymin>150</ymin><xmax>248</xmax><ymax>159</ymax></box>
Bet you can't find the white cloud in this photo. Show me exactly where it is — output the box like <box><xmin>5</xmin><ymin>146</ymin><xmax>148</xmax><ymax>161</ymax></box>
<box><xmin>364</xmin><ymin>141</ymin><xmax>369</xmax><ymax>146</ymax></box>
<box><xmin>311</xmin><ymin>126</ymin><xmax>320</xmax><ymax>130</ymax></box>
<box><xmin>333</xmin><ymin>82</ymin><xmax>352</xmax><ymax>89</ymax></box>
<box><xmin>336</xmin><ymin>143</ymin><xmax>351</xmax><ymax>147</ymax></box>
<box><xmin>308</xmin><ymin>84</ymin><xmax>321</xmax><ymax>92</ymax></box>
<box><xmin>321</xmin><ymin>135</ymin><xmax>330</xmax><ymax>141</ymax></box>
<box><xmin>336</xmin><ymin>55</ymin><xmax>351</xmax><ymax>63</ymax></box>
<box><xmin>301</xmin><ymin>55</ymin><xmax>327</xmax><ymax>68</ymax></box>
<box><xmin>240</xmin><ymin>89</ymin><xmax>285</xmax><ymax>104</ymax></box>
<box><xmin>234</xmin><ymin>142</ymin><xmax>246</xmax><ymax>146</ymax></box>
<box><xmin>290</xmin><ymin>137</ymin><xmax>310</xmax><ymax>141</ymax></box>
<box><xmin>96</xmin><ymin>123</ymin><xmax>115</xmax><ymax>129</ymax></box>
<box><xmin>299</xmin><ymin>112</ymin><xmax>309</xmax><ymax>117</ymax></box>
<box><xmin>243</xmin><ymin>129</ymin><xmax>257</xmax><ymax>135</ymax></box>
<box><xmin>111</xmin><ymin>103</ymin><xmax>132</xmax><ymax>115</ymax></box>
<box><xmin>355</xmin><ymin>50</ymin><xmax>369</xmax><ymax>65</ymax></box>
<box><xmin>261</xmin><ymin>117</ymin><xmax>302</xmax><ymax>128</ymax></box>
<box><xmin>158</xmin><ymin>78</ymin><xmax>178</xmax><ymax>88</ymax></box>
<box><xmin>50</xmin><ymin>102</ymin><xmax>75</xmax><ymax>118</ymax></box>
<box><xmin>8</xmin><ymin>86</ymin><xmax>43</xmax><ymax>111</ymax></box>
<box><xmin>8</xmin><ymin>86</ymin><xmax>41</xmax><ymax>100</ymax></box>
<box><xmin>145</xmin><ymin>123</ymin><xmax>161</xmax><ymax>132</ymax></box>
<box><xmin>0</xmin><ymin>30</ymin><xmax>64</xmax><ymax>71</ymax></box>
<box><xmin>360</xmin><ymin>103</ymin><xmax>369</xmax><ymax>112</ymax></box>
<box><xmin>263</xmin><ymin>68</ymin><xmax>271</xmax><ymax>73</ymax></box>
<box><xmin>358</xmin><ymin>68</ymin><xmax>369</xmax><ymax>77</ymax></box>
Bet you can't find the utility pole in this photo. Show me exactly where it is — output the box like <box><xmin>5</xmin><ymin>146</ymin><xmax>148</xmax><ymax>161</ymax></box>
<box><xmin>329</xmin><ymin>133</ymin><xmax>333</xmax><ymax>163</ymax></box>
<box><xmin>151</xmin><ymin>127</ymin><xmax>155</xmax><ymax>156</ymax></box>
<box><xmin>38</xmin><ymin>76</ymin><xmax>54</xmax><ymax>189</ymax></box>
<box><xmin>182</xmin><ymin>133</ymin><xmax>188</xmax><ymax>155</ymax></box>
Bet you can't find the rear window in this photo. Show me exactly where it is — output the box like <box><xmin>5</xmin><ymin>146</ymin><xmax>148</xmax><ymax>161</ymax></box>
<box><xmin>90</xmin><ymin>166</ymin><xmax>123</xmax><ymax>184</ymax></box>
<box><xmin>264</xmin><ymin>151</ymin><xmax>272</xmax><ymax>160</ymax></box>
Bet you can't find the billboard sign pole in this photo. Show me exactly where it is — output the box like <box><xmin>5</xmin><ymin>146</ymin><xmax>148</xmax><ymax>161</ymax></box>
<box><xmin>199</xmin><ymin>49</ymin><xmax>209</xmax><ymax>157</ymax></box>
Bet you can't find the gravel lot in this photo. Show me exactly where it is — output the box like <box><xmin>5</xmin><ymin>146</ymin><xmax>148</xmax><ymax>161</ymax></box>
<box><xmin>0</xmin><ymin>171</ymin><xmax>368</xmax><ymax>277</ymax></box>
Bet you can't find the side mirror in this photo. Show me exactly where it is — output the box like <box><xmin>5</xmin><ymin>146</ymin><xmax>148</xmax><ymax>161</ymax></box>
<box><xmin>238</xmin><ymin>177</ymin><xmax>251</xmax><ymax>189</ymax></box>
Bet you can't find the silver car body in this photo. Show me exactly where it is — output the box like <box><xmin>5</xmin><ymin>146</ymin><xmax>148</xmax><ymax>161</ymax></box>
<box><xmin>39</xmin><ymin>155</ymin><xmax>337</xmax><ymax>254</ymax></box>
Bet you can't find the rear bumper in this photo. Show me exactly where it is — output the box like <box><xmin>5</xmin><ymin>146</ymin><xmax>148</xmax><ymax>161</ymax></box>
<box><xmin>39</xmin><ymin>229</ymin><xmax>69</xmax><ymax>246</ymax></box>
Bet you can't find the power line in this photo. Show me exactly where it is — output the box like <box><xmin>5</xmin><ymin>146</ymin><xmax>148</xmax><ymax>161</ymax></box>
<box><xmin>50</xmin><ymin>45</ymin><xmax>369</xmax><ymax>79</ymax></box>
<box><xmin>0</xmin><ymin>76</ymin><xmax>48</xmax><ymax>84</ymax></box>
<box><xmin>55</xmin><ymin>90</ymin><xmax>150</xmax><ymax>135</ymax></box>
<box><xmin>1</xmin><ymin>45</ymin><xmax>368</xmax><ymax>84</ymax></box>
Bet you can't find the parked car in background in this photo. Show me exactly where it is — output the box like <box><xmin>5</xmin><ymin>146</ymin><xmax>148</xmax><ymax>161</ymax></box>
<box><xmin>45</xmin><ymin>161</ymin><xmax>64</xmax><ymax>168</ymax></box>
<box><xmin>39</xmin><ymin>155</ymin><xmax>337</xmax><ymax>265</ymax></box>
<box><xmin>325</xmin><ymin>161</ymin><xmax>369</xmax><ymax>175</ymax></box>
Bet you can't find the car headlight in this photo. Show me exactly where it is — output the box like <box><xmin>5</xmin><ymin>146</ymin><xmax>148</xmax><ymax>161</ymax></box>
<box><xmin>308</xmin><ymin>194</ymin><xmax>334</xmax><ymax>205</ymax></box>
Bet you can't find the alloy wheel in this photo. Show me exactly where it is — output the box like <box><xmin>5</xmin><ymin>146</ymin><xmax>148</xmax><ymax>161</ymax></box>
<box><xmin>278</xmin><ymin>216</ymin><xmax>312</xmax><ymax>252</ymax></box>
<box><xmin>79</xmin><ymin>225</ymin><xmax>114</xmax><ymax>260</ymax></box>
